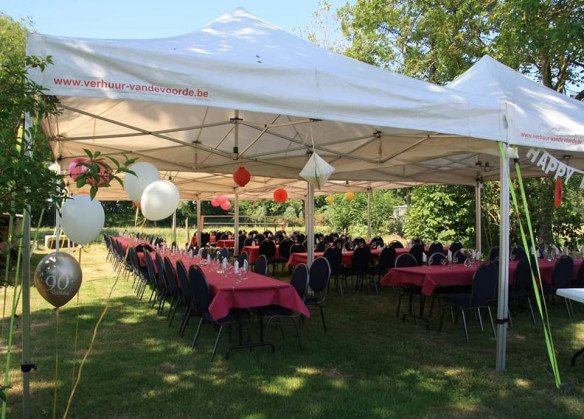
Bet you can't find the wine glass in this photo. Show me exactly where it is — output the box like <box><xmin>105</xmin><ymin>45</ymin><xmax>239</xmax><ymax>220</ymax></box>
<box><xmin>440</xmin><ymin>257</ymin><xmax>448</xmax><ymax>268</ymax></box>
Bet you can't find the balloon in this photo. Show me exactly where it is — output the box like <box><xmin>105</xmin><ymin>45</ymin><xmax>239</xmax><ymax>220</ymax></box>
<box><xmin>220</xmin><ymin>200</ymin><xmax>231</xmax><ymax>211</ymax></box>
<box><xmin>87</xmin><ymin>161</ymin><xmax>112</xmax><ymax>187</ymax></box>
<box><xmin>216</xmin><ymin>195</ymin><xmax>227</xmax><ymax>204</ymax></box>
<box><xmin>233</xmin><ymin>166</ymin><xmax>251</xmax><ymax>187</ymax></box>
<box><xmin>60</xmin><ymin>195</ymin><xmax>105</xmax><ymax>245</ymax></box>
<box><xmin>123</xmin><ymin>162</ymin><xmax>160</xmax><ymax>201</ymax></box>
<box><xmin>345</xmin><ymin>191</ymin><xmax>355</xmax><ymax>201</ymax></box>
<box><xmin>211</xmin><ymin>196</ymin><xmax>220</xmax><ymax>207</ymax></box>
<box><xmin>326</xmin><ymin>195</ymin><xmax>335</xmax><ymax>204</ymax></box>
<box><xmin>140</xmin><ymin>180</ymin><xmax>180</xmax><ymax>221</ymax></box>
<box><xmin>34</xmin><ymin>252</ymin><xmax>82</xmax><ymax>308</ymax></box>
<box><xmin>274</xmin><ymin>188</ymin><xmax>288</xmax><ymax>203</ymax></box>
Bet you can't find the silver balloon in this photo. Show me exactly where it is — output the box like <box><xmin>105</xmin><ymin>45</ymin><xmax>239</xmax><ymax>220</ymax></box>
<box><xmin>34</xmin><ymin>252</ymin><xmax>82</xmax><ymax>308</ymax></box>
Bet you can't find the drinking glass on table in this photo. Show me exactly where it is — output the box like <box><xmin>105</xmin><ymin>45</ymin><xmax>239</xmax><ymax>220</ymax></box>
<box><xmin>440</xmin><ymin>257</ymin><xmax>448</xmax><ymax>268</ymax></box>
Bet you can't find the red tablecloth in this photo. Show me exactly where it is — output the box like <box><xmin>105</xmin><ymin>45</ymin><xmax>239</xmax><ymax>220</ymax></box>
<box><xmin>287</xmin><ymin>248</ymin><xmax>382</xmax><ymax>267</ymax></box>
<box><xmin>241</xmin><ymin>245</ymin><xmax>281</xmax><ymax>264</ymax></box>
<box><xmin>381</xmin><ymin>259</ymin><xmax>582</xmax><ymax>296</ymax></box>
<box><xmin>216</xmin><ymin>239</ymin><xmax>235</xmax><ymax>248</ymax></box>
<box><xmin>139</xmin><ymin>250</ymin><xmax>309</xmax><ymax>320</ymax></box>
<box><xmin>112</xmin><ymin>236</ymin><xmax>151</xmax><ymax>254</ymax></box>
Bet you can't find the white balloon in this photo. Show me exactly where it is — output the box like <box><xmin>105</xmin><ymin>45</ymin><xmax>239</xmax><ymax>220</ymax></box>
<box><xmin>123</xmin><ymin>162</ymin><xmax>160</xmax><ymax>202</ymax></box>
<box><xmin>140</xmin><ymin>180</ymin><xmax>180</xmax><ymax>221</ymax></box>
<box><xmin>60</xmin><ymin>195</ymin><xmax>105</xmax><ymax>245</ymax></box>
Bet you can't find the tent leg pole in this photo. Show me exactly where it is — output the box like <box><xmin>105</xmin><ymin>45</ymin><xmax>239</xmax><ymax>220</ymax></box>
<box><xmin>171</xmin><ymin>210</ymin><xmax>177</xmax><ymax>245</ymax></box>
<box><xmin>306</xmin><ymin>182</ymin><xmax>315</xmax><ymax>267</ymax></box>
<box><xmin>496</xmin><ymin>145</ymin><xmax>510</xmax><ymax>372</ymax></box>
<box><xmin>476</xmin><ymin>179</ymin><xmax>482</xmax><ymax>254</ymax></box>
<box><xmin>234</xmin><ymin>188</ymin><xmax>239</xmax><ymax>256</ymax></box>
<box><xmin>367</xmin><ymin>188</ymin><xmax>372</xmax><ymax>241</ymax></box>
<box><xmin>196</xmin><ymin>198</ymin><xmax>202</xmax><ymax>247</ymax></box>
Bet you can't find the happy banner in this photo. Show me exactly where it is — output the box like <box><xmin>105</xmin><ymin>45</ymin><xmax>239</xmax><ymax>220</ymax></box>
<box><xmin>526</xmin><ymin>148</ymin><xmax>584</xmax><ymax>188</ymax></box>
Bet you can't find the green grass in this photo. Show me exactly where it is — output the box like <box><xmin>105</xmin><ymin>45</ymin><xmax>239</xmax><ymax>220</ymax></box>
<box><xmin>1</xmin><ymin>244</ymin><xmax>584</xmax><ymax>417</ymax></box>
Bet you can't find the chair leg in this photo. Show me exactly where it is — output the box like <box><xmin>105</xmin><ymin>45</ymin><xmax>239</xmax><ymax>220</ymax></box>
<box><xmin>527</xmin><ymin>297</ymin><xmax>536</xmax><ymax>325</ymax></box>
<box><xmin>486</xmin><ymin>306</ymin><xmax>495</xmax><ymax>338</ymax></box>
<box><xmin>565</xmin><ymin>298</ymin><xmax>574</xmax><ymax>319</ymax></box>
<box><xmin>461</xmin><ymin>309</ymin><xmax>469</xmax><ymax>342</ymax></box>
<box><xmin>210</xmin><ymin>325</ymin><xmax>224</xmax><ymax>362</ymax></box>
<box><xmin>396</xmin><ymin>292</ymin><xmax>403</xmax><ymax>317</ymax></box>
<box><xmin>438</xmin><ymin>304</ymin><xmax>447</xmax><ymax>332</ymax></box>
<box><xmin>290</xmin><ymin>317</ymin><xmax>302</xmax><ymax>350</ymax></box>
<box><xmin>191</xmin><ymin>318</ymin><xmax>204</xmax><ymax>349</ymax></box>
<box><xmin>476</xmin><ymin>307</ymin><xmax>484</xmax><ymax>332</ymax></box>
<box><xmin>318</xmin><ymin>305</ymin><xmax>327</xmax><ymax>332</ymax></box>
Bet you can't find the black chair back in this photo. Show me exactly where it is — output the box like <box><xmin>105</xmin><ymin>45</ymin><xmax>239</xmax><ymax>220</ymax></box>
<box><xmin>576</xmin><ymin>262</ymin><xmax>584</xmax><ymax>288</ymax></box>
<box><xmin>238</xmin><ymin>234</ymin><xmax>246</xmax><ymax>250</ymax></box>
<box><xmin>428</xmin><ymin>252</ymin><xmax>446</xmax><ymax>266</ymax></box>
<box><xmin>354</xmin><ymin>237</ymin><xmax>366</xmax><ymax>247</ymax></box>
<box><xmin>237</xmin><ymin>251</ymin><xmax>248</xmax><ymax>266</ymax></box>
<box><xmin>409</xmin><ymin>243</ymin><xmax>424</xmax><ymax>266</ymax></box>
<box><xmin>201</xmin><ymin>247</ymin><xmax>209</xmax><ymax>259</ymax></box>
<box><xmin>259</xmin><ymin>239</ymin><xmax>276</xmax><ymax>259</ymax></box>
<box><xmin>470</xmin><ymin>262</ymin><xmax>498</xmax><ymax>305</ymax></box>
<box><xmin>351</xmin><ymin>246</ymin><xmax>371</xmax><ymax>274</ymax></box>
<box><xmin>427</xmin><ymin>242</ymin><xmax>444</xmax><ymax>256</ymax></box>
<box><xmin>290</xmin><ymin>264</ymin><xmax>309</xmax><ymax>300</ymax></box>
<box><xmin>449</xmin><ymin>241</ymin><xmax>463</xmax><ymax>255</ymax></box>
<box><xmin>344</xmin><ymin>240</ymin><xmax>355</xmax><ymax>251</ymax></box>
<box><xmin>254</xmin><ymin>255</ymin><xmax>268</xmax><ymax>275</ymax></box>
<box><xmin>452</xmin><ymin>250</ymin><xmax>467</xmax><ymax>264</ymax></box>
<box><xmin>395</xmin><ymin>253</ymin><xmax>418</xmax><ymax>268</ymax></box>
<box><xmin>154</xmin><ymin>252</ymin><xmax>165</xmax><ymax>281</ymax></box>
<box><xmin>552</xmin><ymin>255</ymin><xmax>574</xmax><ymax>290</ymax></box>
<box><xmin>189</xmin><ymin>265</ymin><xmax>211</xmax><ymax>314</ymax></box>
<box><xmin>289</xmin><ymin>243</ymin><xmax>306</xmax><ymax>254</ymax></box>
<box><xmin>323</xmin><ymin>246</ymin><xmax>342</xmax><ymax>275</ymax></box>
<box><xmin>513</xmin><ymin>256</ymin><xmax>536</xmax><ymax>293</ymax></box>
<box><xmin>389</xmin><ymin>240</ymin><xmax>404</xmax><ymax>249</ymax></box>
<box><xmin>309</xmin><ymin>257</ymin><xmax>331</xmax><ymax>293</ymax></box>
<box><xmin>315</xmin><ymin>241</ymin><xmax>326</xmax><ymax>252</ymax></box>
<box><xmin>278</xmin><ymin>238</ymin><xmax>293</xmax><ymax>259</ymax></box>
<box><xmin>144</xmin><ymin>250</ymin><xmax>158</xmax><ymax>288</ymax></box>
<box><xmin>243</xmin><ymin>237</ymin><xmax>254</xmax><ymax>246</ymax></box>
<box><xmin>163</xmin><ymin>257</ymin><xmax>179</xmax><ymax>294</ymax></box>
<box><xmin>489</xmin><ymin>246</ymin><xmax>500</xmax><ymax>262</ymax></box>
<box><xmin>175</xmin><ymin>260</ymin><xmax>192</xmax><ymax>303</ymax></box>
<box><xmin>371</xmin><ymin>236</ymin><xmax>384</xmax><ymax>248</ymax></box>
<box><xmin>511</xmin><ymin>246</ymin><xmax>526</xmax><ymax>260</ymax></box>
<box><xmin>377</xmin><ymin>247</ymin><xmax>396</xmax><ymax>274</ymax></box>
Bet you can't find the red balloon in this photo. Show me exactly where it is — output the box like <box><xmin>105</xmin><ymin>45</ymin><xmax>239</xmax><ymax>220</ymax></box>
<box><xmin>274</xmin><ymin>188</ymin><xmax>288</xmax><ymax>203</ymax></box>
<box><xmin>211</xmin><ymin>197</ymin><xmax>220</xmax><ymax>207</ymax></box>
<box><xmin>220</xmin><ymin>200</ymin><xmax>232</xmax><ymax>211</ymax></box>
<box><xmin>68</xmin><ymin>158</ymin><xmax>112</xmax><ymax>186</ymax></box>
<box><xmin>217</xmin><ymin>195</ymin><xmax>227</xmax><ymax>204</ymax></box>
<box><xmin>554</xmin><ymin>178</ymin><xmax>563</xmax><ymax>208</ymax></box>
<box><xmin>233</xmin><ymin>166</ymin><xmax>251</xmax><ymax>187</ymax></box>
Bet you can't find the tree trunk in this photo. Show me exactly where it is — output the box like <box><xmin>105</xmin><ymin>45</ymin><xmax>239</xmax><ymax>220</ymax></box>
<box><xmin>537</xmin><ymin>178</ymin><xmax>555</xmax><ymax>244</ymax></box>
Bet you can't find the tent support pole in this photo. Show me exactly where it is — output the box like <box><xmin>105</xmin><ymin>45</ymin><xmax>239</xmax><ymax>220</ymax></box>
<box><xmin>196</xmin><ymin>198</ymin><xmax>202</xmax><ymax>247</ymax></box>
<box><xmin>367</xmin><ymin>188</ymin><xmax>372</xmax><ymax>240</ymax></box>
<box><xmin>306</xmin><ymin>182</ymin><xmax>315</xmax><ymax>267</ymax></box>
<box><xmin>21</xmin><ymin>113</ymin><xmax>33</xmax><ymax>418</ymax></box>
<box><xmin>475</xmin><ymin>179</ymin><xmax>482</xmax><ymax>254</ymax></box>
<box><xmin>234</xmin><ymin>188</ymin><xmax>240</xmax><ymax>255</ymax></box>
<box><xmin>171</xmin><ymin>210</ymin><xmax>177</xmax><ymax>245</ymax></box>
<box><xmin>496</xmin><ymin>145</ymin><xmax>510</xmax><ymax>372</ymax></box>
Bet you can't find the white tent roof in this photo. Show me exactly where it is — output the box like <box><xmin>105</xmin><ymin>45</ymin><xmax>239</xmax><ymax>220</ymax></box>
<box><xmin>27</xmin><ymin>9</ymin><xmax>584</xmax><ymax>197</ymax></box>
<box><xmin>27</xmin><ymin>8</ymin><xmax>512</xmax><ymax>190</ymax></box>
<box><xmin>450</xmin><ymin>56</ymin><xmax>584</xmax><ymax>152</ymax></box>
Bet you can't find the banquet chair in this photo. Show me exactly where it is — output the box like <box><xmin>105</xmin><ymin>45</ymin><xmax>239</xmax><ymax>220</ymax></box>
<box><xmin>511</xmin><ymin>246</ymin><xmax>526</xmax><ymax>260</ymax></box>
<box><xmin>438</xmin><ymin>262</ymin><xmax>498</xmax><ymax>342</ymax></box>
<box><xmin>371</xmin><ymin>246</ymin><xmax>396</xmax><ymax>284</ymax></box>
<box><xmin>163</xmin><ymin>257</ymin><xmax>180</xmax><ymax>324</ymax></box>
<box><xmin>238</xmin><ymin>234</ymin><xmax>246</xmax><ymax>251</ymax></box>
<box><xmin>349</xmin><ymin>245</ymin><xmax>376</xmax><ymax>294</ymax></box>
<box><xmin>370</xmin><ymin>236</ymin><xmax>384</xmax><ymax>249</ymax></box>
<box><xmin>344</xmin><ymin>240</ymin><xmax>355</xmax><ymax>251</ymax></box>
<box><xmin>427</xmin><ymin>242</ymin><xmax>444</xmax><ymax>257</ymax></box>
<box><xmin>306</xmin><ymin>257</ymin><xmax>331</xmax><ymax>331</ymax></box>
<box><xmin>277</xmin><ymin>238</ymin><xmax>293</xmax><ymax>272</ymax></box>
<box><xmin>449</xmin><ymin>241</ymin><xmax>463</xmax><ymax>256</ymax></box>
<box><xmin>389</xmin><ymin>240</ymin><xmax>404</xmax><ymax>249</ymax></box>
<box><xmin>189</xmin><ymin>266</ymin><xmax>250</xmax><ymax>362</ymax></box>
<box><xmin>143</xmin><ymin>250</ymin><xmax>162</xmax><ymax>308</ymax></box>
<box><xmin>324</xmin><ymin>246</ymin><xmax>344</xmax><ymax>294</ymax></box>
<box><xmin>353</xmin><ymin>237</ymin><xmax>366</xmax><ymax>247</ymax></box>
<box><xmin>254</xmin><ymin>255</ymin><xmax>268</xmax><ymax>276</ymax></box>
<box><xmin>259</xmin><ymin>239</ymin><xmax>277</xmax><ymax>276</ymax></box>
<box><xmin>218</xmin><ymin>247</ymin><xmax>229</xmax><ymax>259</ymax></box>
<box><xmin>489</xmin><ymin>246</ymin><xmax>500</xmax><ymax>262</ymax></box>
<box><xmin>544</xmin><ymin>254</ymin><xmax>574</xmax><ymax>318</ymax></box>
<box><xmin>243</xmin><ymin>236</ymin><xmax>254</xmax><ymax>247</ymax></box>
<box><xmin>409</xmin><ymin>243</ymin><xmax>425</xmax><ymax>266</ymax></box>
<box><xmin>173</xmin><ymin>260</ymin><xmax>197</xmax><ymax>334</ymax></box>
<box><xmin>428</xmin><ymin>252</ymin><xmax>447</xmax><ymax>266</ymax></box>
<box><xmin>395</xmin><ymin>253</ymin><xmax>423</xmax><ymax>319</ymax></box>
<box><xmin>237</xmin><ymin>251</ymin><xmax>248</xmax><ymax>268</ymax></box>
<box><xmin>509</xmin><ymin>256</ymin><xmax>537</xmax><ymax>324</ymax></box>
<box><xmin>315</xmin><ymin>240</ymin><xmax>327</xmax><ymax>252</ymax></box>
<box><xmin>452</xmin><ymin>250</ymin><xmax>467</xmax><ymax>264</ymax></box>
<box><xmin>258</xmin><ymin>264</ymin><xmax>309</xmax><ymax>350</ymax></box>
<box><xmin>153</xmin><ymin>252</ymin><xmax>169</xmax><ymax>314</ymax></box>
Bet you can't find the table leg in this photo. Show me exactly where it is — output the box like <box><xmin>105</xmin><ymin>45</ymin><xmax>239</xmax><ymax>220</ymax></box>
<box><xmin>571</xmin><ymin>346</ymin><xmax>584</xmax><ymax>366</ymax></box>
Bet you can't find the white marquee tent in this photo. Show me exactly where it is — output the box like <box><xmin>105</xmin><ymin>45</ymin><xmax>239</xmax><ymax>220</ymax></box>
<box><xmin>23</xmin><ymin>8</ymin><xmax>584</xmax><ymax>385</ymax></box>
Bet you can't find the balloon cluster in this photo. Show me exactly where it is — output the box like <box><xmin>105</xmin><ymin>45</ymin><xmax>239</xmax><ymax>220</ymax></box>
<box><xmin>211</xmin><ymin>195</ymin><xmax>231</xmax><ymax>211</ymax></box>
<box><xmin>123</xmin><ymin>162</ymin><xmax>180</xmax><ymax>220</ymax></box>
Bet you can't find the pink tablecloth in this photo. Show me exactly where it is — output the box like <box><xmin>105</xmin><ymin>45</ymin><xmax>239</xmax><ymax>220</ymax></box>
<box><xmin>287</xmin><ymin>248</ymin><xmax>382</xmax><ymax>267</ymax></box>
<box><xmin>381</xmin><ymin>259</ymin><xmax>582</xmax><ymax>296</ymax></box>
<box><xmin>241</xmin><ymin>245</ymin><xmax>280</xmax><ymax>264</ymax></box>
<box><xmin>216</xmin><ymin>239</ymin><xmax>235</xmax><ymax>248</ymax></box>
<box><xmin>139</xmin><ymin>250</ymin><xmax>309</xmax><ymax>320</ymax></box>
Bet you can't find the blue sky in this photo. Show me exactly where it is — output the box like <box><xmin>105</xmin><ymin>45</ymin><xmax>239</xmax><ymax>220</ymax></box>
<box><xmin>1</xmin><ymin>0</ymin><xmax>350</xmax><ymax>39</ymax></box>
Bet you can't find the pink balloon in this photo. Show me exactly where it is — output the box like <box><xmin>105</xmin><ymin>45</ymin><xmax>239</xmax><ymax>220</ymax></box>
<box><xmin>217</xmin><ymin>195</ymin><xmax>227</xmax><ymax>204</ymax></box>
<box><xmin>211</xmin><ymin>198</ymin><xmax>220</xmax><ymax>207</ymax></box>
<box><xmin>220</xmin><ymin>200</ymin><xmax>231</xmax><ymax>211</ymax></box>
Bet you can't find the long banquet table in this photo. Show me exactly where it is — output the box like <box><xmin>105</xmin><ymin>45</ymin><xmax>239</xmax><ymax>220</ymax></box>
<box><xmin>381</xmin><ymin>259</ymin><xmax>583</xmax><ymax>296</ymax></box>
<box><xmin>241</xmin><ymin>245</ymin><xmax>281</xmax><ymax>264</ymax></box>
<box><xmin>138</xmin><ymin>248</ymin><xmax>310</xmax><ymax>320</ymax></box>
<box><xmin>287</xmin><ymin>248</ymin><xmax>383</xmax><ymax>267</ymax></box>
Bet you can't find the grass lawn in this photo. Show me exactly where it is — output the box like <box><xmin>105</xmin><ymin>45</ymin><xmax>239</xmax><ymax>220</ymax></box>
<box><xmin>2</xmin><ymin>241</ymin><xmax>584</xmax><ymax>417</ymax></box>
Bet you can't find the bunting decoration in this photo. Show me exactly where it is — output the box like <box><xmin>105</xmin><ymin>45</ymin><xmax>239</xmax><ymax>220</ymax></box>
<box><xmin>526</xmin><ymin>148</ymin><xmax>584</xmax><ymax>188</ymax></box>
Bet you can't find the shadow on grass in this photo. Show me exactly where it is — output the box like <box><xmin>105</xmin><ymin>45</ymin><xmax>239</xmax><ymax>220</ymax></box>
<box><xmin>4</xmin><ymin>275</ymin><xmax>584</xmax><ymax>418</ymax></box>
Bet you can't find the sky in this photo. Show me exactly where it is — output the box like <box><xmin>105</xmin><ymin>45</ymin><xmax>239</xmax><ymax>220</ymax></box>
<box><xmin>1</xmin><ymin>0</ymin><xmax>350</xmax><ymax>39</ymax></box>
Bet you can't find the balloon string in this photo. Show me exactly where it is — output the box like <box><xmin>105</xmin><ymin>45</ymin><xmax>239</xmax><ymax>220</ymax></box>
<box><xmin>71</xmin><ymin>248</ymin><xmax>82</xmax><ymax>391</ymax></box>
<box><xmin>52</xmin><ymin>308</ymin><xmax>60</xmax><ymax>419</ymax></box>
<box><xmin>62</xmin><ymin>266</ymin><xmax>121</xmax><ymax>418</ymax></box>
